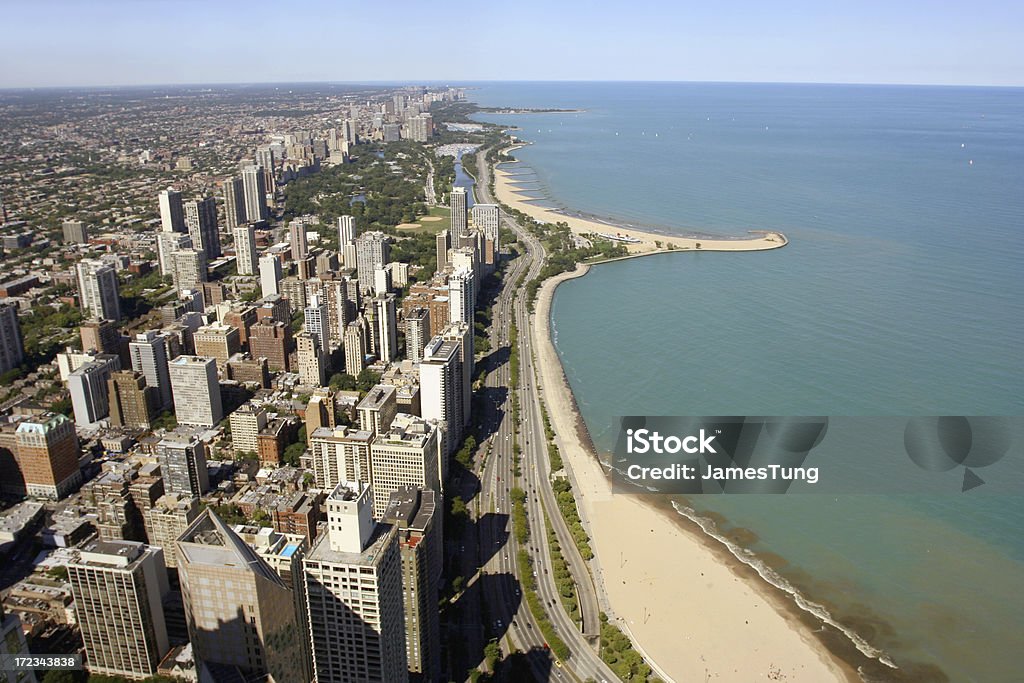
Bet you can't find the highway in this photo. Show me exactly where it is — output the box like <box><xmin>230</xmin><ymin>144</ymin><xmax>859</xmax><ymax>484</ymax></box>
<box><xmin>458</xmin><ymin>149</ymin><xmax>618</xmax><ymax>683</ymax></box>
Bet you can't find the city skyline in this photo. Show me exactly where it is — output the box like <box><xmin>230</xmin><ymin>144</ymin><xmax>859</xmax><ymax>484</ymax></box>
<box><xmin>1</xmin><ymin>1</ymin><xmax>1022</xmax><ymax>88</ymax></box>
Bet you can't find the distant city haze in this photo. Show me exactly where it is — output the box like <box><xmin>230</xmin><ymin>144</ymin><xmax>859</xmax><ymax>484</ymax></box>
<box><xmin>2</xmin><ymin>0</ymin><xmax>1022</xmax><ymax>87</ymax></box>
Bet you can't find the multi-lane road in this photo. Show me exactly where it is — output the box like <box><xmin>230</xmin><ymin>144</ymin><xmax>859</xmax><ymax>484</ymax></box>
<box><xmin>451</xmin><ymin>150</ymin><xmax>618</xmax><ymax>683</ymax></box>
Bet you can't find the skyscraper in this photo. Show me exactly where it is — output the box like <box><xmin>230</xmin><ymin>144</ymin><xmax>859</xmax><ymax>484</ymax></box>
<box><xmin>107</xmin><ymin>370</ymin><xmax>156</xmax><ymax>430</ymax></box>
<box><xmin>308</xmin><ymin>425</ymin><xmax>373</xmax><ymax>490</ymax></box>
<box><xmin>259</xmin><ymin>254</ymin><xmax>282</xmax><ymax>296</ymax></box>
<box><xmin>156</xmin><ymin>430</ymin><xmax>209</xmax><ymax>497</ymax></box>
<box><xmin>381</xmin><ymin>486</ymin><xmax>441</xmax><ymax>681</ymax></box>
<box><xmin>62</xmin><ymin>219</ymin><xmax>89</xmax><ymax>244</ymax></box>
<box><xmin>303</xmin><ymin>483</ymin><xmax>407</xmax><ymax>683</ymax></box>
<box><xmin>450</xmin><ymin>187</ymin><xmax>467</xmax><ymax>235</ymax></box>
<box><xmin>374</xmin><ymin>293</ymin><xmax>398</xmax><ymax>363</ymax></box>
<box><xmin>304</xmin><ymin>294</ymin><xmax>330</xmax><ymax>356</ymax></box>
<box><xmin>143</xmin><ymin>494</ymin><xmax>199</xmax><ymax>569</ymax></box>
<box><xmin>368</xmin><ymin>414</ymin><xmax>441</xmax><ymax>517</ymax></box>
<box><xmin>184</xmin><ymin>197</ymin><xmax>221</xmax><ymax>260</ymax></box>
<box><xmin>337</xmin><ymin>215</ymin><xmax>356</xmax><ymax>248</ymax></box>
<box><xmin>170</xmin><ymin>248</ymin><xmax>208</xmax><ymax>293</ymax></box>
<box><xmin>168</xmin><ymin>356</ymin><xmax>222</xmax><ymax>427</ymax></box>
<box><xmin>355</xmin><ymin>231</ymin><xmax>391</xmax><ymax>292</ymax></box>
<box><xmin>344</xmin><ymin>321</ymin><xmax>366</xmax><ymax>375</ymax></box>
<box><xmin>157</xmin><ymin>232</ymin><xmax>193</xmax><ymax>277</ymax></box>
<box><xmin>130</xmin><ymin>331</ymin><xmax>173</xmax><ymax>411</ymax></box>
<box><xmin>296</xmin><ymin>332</ymin><xmax>325</xmax><ymax>388</ymax></box>
<box><xmin>159</xmin><ymin>188</ymin><xmax>185</xmax><ymax>233</ymax></box>
<box><xmin>177</xmin><ymin>510</ymin><xmax>306</xmax><ymax>683</ymax></box>
<box><xmin>435</xmin><ymin>229</ymin><xmax>451</xmax><ymax>273</ymax></box>
<box><xmin>76</xmin><ymin>259</ymin><xmax>121</xmax><ymax>321</ymax></box>
<box><xmin>289</xmin><ymin>220</ymin><xmax>308</xmax><ymax>260</ymax></box>
<box><xmin>67</xmin><ymin>358</ymin><xmax>117</xmax><ymax>428</ymax></box>
<box><xmin>448</xmin><ymin>266</ymin><xmax>475</xmax><ymax>325</ymax></box>
<box><xmin>10</xmin><ymin>413</ymin><xmax>82</xmax><ymax>499</ymax></box>
<box><xmin>248</xmin><ymin>318</ymin><xmax>291</xmax><ymax>372</ymax></box>
<box><xmin>222</xmin><ymin>177</ymin><xmax>246</xmax><ymax>230</ymax></box>
<box><xmin>79</xmin><ymin>319</ymin><xmax>120</xmax><ymax>356</ymax></box>
<box><xmin>420</xmin><ymin>336</ymin><xmax>464</xmax><ymax>453</ymax></box>
<box><xmin>242</xmin><ymin>165</ymin><xmax>269</xmax><ymax>223</ymax></box>
<box><xmin>443</xmin><ymin>322</ymin><xmax>474</xmax><ymax>429</ymax></box>
<box><xmin>67</xmin><ymin>540</ymin><xmax>170</xmax><ymax>680</ymax></box>
<box><xmin>233</xmin><ymin>223</ymin><xmax>258</xmax><ymax>276</ymax></box>
<box><xmin>404</xmin><ymin>307</ymin><xmax>429</xmax><ymax>363</ymax></box>
<box><xmin>0</xmin><ymin>302</ymin><xmax>24</xmax><ymax>376</ymax></box>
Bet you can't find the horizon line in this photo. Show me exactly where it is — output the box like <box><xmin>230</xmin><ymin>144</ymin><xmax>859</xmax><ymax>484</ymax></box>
<box><xmin>2</xmin><ymin>78</ymin><xmax>1023</xmax><ymax>93</ymax></box>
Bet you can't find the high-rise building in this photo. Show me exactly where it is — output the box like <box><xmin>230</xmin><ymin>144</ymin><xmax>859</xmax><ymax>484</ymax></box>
<box><xmin>168</xmin><ymin>356</ymin><xmax>222</xmax><ymax>427</ymax></box>
<box><xmin>289</xmin><ymin>220</ymin><xmax>308</xmax><ymax>260</ymax></box>
<box><xmin>337</xmin><ymin>215</ymin><xmax>356</xmax><ymax>248</ymax></box>
<box><xmin>79</xmin><ymin>319</ymin><xmax>120</xmax><ymax>356</ymax></box>
<box><xmin>357</xmin><ymin>385</ymin><xmax>398</xmax><ymax>438</ymax></box>
<box><xmin>303</xmin><ymin>483</ymin><xmax>407</xmax><ymax>683</ymax></box>
<box><xmin>143</xmin><ymin>494</ymin><xmax>199</xmax><ymax>569</ymax></box>
<box><xmin>159</xmin><ymin>189</ymin><xmax>185</xmax><ymax>233</ymax></box>
<box><xmin>156</xmin><ymin>431</ymin><xmax>209</xmax><ymax>497</ymax></box>
<box><xmin>67</xmin><ymin>358</ymin><xmax>117</xmax><ymax>427</ymax></box>
<box><xmin>381</xmin><ymin>486</ymin><xmax>441</xmax><ymax>681</ymax></box>
<box><xmin>373</xmin><ymin>267</ymin><xmax>392</xmax><ymax>296</ymax></box>
<box><xmin>448</xmin><ymin>266</ymin><xmax>475</xmax><ymax>325</ymax></box>
<box><xmin>407</xmin><ymin>114</ymin><xmax>433</xmax><ymax>143</ymax></box>
<box><xmin>130</xmin><ymin>331</ymin><xmax>173</xmax><ymax>412</ymax></box>
<box><xmin>248</xmin><ymin>318</ymin><xmax>291</xmax><ymax>372</ymax></box>
<box><xmin>404</xmin><ymin>307</ymin><xmax>429</xmax><ymax>363</ymax></box>
<box><xmin>420</xmin><ymin>336</ymin><xmax>464</xmax><ymax>453</ymax></box>
<box><xmin>229</xmin><ymin>403</ymin><xmax>268</xmax><ymax>456</ymax></box>
<box><xmin>296</xmin><ymin>332</ymin><xmax>325</xmax><ymax>388</ymax></box>
<box><xmin>222</xmin><ymin>177</ymin><xmax>246</xmax><ymax>230</ymax></box>
<box><xmin>107</xmin><ymin>370</ymin><xmax>157</xmax><ymax>430</ymax></box>
<box><xmin>343</xmin><ymin>321</ymin><xmax>366</xmax><ymax>375</ymax></box>
<box><xmin>308</xmin><ymin>425</ymin><xmax>373</xmax><ymax>490</ymax></box>
<box><xmin>184</xmin><ymin>197</ymin><xmax>221</xmax><ymax>260</ymax></box>
<box><xmin>369</xmin><ymin>414</ymin><xmax>441</xmax><ymax>517</ymax></box>
<box><xmin>259</xmin><ymin>253</ymin><xmax>281</xmax><ymax>295</ymax></box>
<box><xmin>8</xmin><ymin>413</ymin><xmax>82</xmax><ymax>499</ymax></box>
<box><xmin>435</xmin><ymin>229</ymin><xmax>451</xmax><ymax>273</ymax></box>
<box><xmin>76</xmin><ymin>259</ymin><xmax>121</xmax><ymax>321</ymax></box>
<box><xmin>450</xmin><ymin>187</ymin><xmax>467</xmax><ymax>235</ymax></box>
<box><xmin>0</xmin><ymin>602</ymin><xmax>37</xmax><ymax>683</ymax></box>
<box><xmin>62</xmin><ymin>218</ymin><xmax>89</xmax><ymax>244</ymax></box>
<box><xmin>304</xmin><ymin>294</ymin><xmax>330</xmax><ymax>356</ymax></box>
<box><xmin>157</xmin><ymin>232</ymin><xmax>192</xmax><ymax>277</ymax></box>
<box><xmin>374</xmin><ymin>294</ymin><xmax>398</xmax><ymax>363</ymax></box>
<box><xmin>192</xmin><ymin>323</ymin><xmax>240</xmax><ymax>370</ymax></box>
<box><xmin>471</xmin><ymin>203</ymin><xmax>500</xmax><ymax>243</ymax></box>
<box><xmin>242</xmin><ymin>165</ymin><xmax>269</xmax><ymax>223</ymax></box>
<box><xmin>228</xmin><ymin>224</ymin><xmax>256</xmax><ymax>277</ymax></box>
<box><xmin>67</xmin><ymin>540</ymin><xmax>170</xmax><ymax>679</ymax></box>
<box><xmin>0</xmin><ymin>302</ymin><xmax>25</xmax><ymax>376</ymax></box>
<box><xmin>355</xmin><ymin>232</ymin><xmax>391</xmax><ymax>292</ymax></box>
<box><xmin>443</xmin><ymin>322</ymin><xmax>474</xmax><ymax>430</ymax></box>
<box><xmin>170</xmin><ymin>249</ymin><xmax>208</xmax><ymax>293</ymax></box>
<box><xmin>177</xmin><ymin>510</ymin><xmax>306</xmax><ymax>683</ymax></box>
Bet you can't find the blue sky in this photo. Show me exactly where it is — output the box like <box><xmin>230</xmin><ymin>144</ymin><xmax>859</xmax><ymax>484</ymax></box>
<box><xmin>2</xmin><ymin>0</ymin><xmax>1021</xmax><ymax>88</ymax></box>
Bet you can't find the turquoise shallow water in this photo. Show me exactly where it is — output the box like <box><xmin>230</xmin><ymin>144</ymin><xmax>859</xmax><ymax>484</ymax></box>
<box><xmin>473</xmin><ymin>83</ymin><xmax>1024</xmax><ymax>682</ymax></box>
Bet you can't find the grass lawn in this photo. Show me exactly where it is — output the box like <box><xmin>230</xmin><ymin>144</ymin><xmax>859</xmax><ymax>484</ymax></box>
<box><xmin>396</xmin><ymin>205</ymin><xmax>451</xmax><ymax>234</ymax></box>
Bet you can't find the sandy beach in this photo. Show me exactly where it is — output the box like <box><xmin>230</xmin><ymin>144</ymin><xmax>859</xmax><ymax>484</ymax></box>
<box><xmin>494</xmin><ymin>149</ymin><xmax>788</xmax><ymax>254</ymax></box>
<box><xmin>531</xmin><ymin>266</ymin><xmax>856</xmax><ymax>683</ymax></box>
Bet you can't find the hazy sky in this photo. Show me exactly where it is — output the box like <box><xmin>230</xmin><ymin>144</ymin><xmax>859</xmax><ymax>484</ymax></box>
<box><xmin>2</xmin><ymin>0</ymin><xmax>1022</xmax><ymax>88</ymax></box>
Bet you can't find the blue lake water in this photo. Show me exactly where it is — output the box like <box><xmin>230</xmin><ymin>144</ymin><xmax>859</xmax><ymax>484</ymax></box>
<box><xmin>473</xmin><ymin>82</ymin><xmax>1024</xmax><ymax>682</ymax></box>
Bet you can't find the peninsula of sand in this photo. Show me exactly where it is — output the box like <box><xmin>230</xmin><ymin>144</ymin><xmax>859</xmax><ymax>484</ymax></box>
<box><xmin>531</xmin><ymin>266</ymin><xmax>857</xmax><ymax>682</ymax></box>
<box><xmin>494</xmin><ymin>145</ymin><xmax>788</xmax><ymax>255</ymax></box>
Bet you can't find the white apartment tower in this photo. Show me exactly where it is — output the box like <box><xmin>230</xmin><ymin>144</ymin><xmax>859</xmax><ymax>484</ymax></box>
<box><xmin>368</xmin><ymin>414</ymin><xmax>441</xmax><ymax>517</ymax></box>
<box><xmin>355</xmin><ymin>231</ymin><xmax>391</xmax><ymax>292</ymax></box>
<box><xmin>303</xmin><ymin>483</ymin><xmax>408</xmax><ymax>683</ymax></box>
<box><xmin>242</xmin><ymin>164</ymin><xmax>269</xmax><ymax>222</ymax></box>
<box><xmin>77</xmin><ymin>259</ymin><xmax>121</xmax><ymax>321</ymax></box>
<box><xmin>184</xmin><ymin>197</ymin><xmax>221</xmax><ymax>260</ymax></box>
<box><xmin>449</xmin><ymin>186</ymin><xmax>467</xmax><ymax>235</ymax></box>
<box><xmin>234</xmin><ymin>223</ymin><xmax>258</xmax><ymax>275</ymax></box>
<box><xmin>130</xmin><ymin>331</ymin><xmax>173</xmax><ymax>411</ymax></box>
<box><xmin>167</xmin><ymin>356</ymin><xmax>222</xmax><ymax>427</ymax></box>
<box><xmin>158</xmin><ymin>188</ymin><xmax>185</xmax><ymax>233</ymax></box>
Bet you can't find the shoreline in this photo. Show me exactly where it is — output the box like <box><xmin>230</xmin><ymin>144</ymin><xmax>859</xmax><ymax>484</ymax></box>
<box><xmin>531</xmin><ymin>264</ymin><xmax>862</xmax><ymax>683</ymax></box>
<box><xmin>494</xmin><ymin>144</ymin><xmax>789</xmax><ymax>254</ymax></box>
